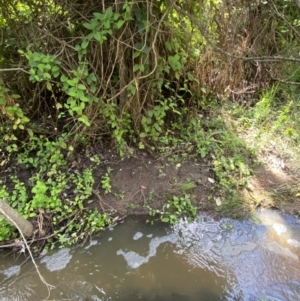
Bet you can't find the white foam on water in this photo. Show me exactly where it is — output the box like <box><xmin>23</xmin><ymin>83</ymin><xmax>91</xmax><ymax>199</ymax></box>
<box><xmin>133</xmin><ymin>232</ymin><xmax>143</xmax><ymax>240</ymax></box>
<box><xmin>2</xmin><ymin>265</ymin><xmax>20</xmax><ymax>277</ymax></box>
<box><xmin>84</xmin><ymin>240</ymin><xmax>98</xmax><ymax>250</ymax></box>
<box><xmin>117</xmin><ymin>233</ymin><xmax>178</xmax><ymax>269</ymax></box>
<box><xmin>40</xmin><ymin>248</ymin><xmax>72</xmax><ymax>272</ymax></box>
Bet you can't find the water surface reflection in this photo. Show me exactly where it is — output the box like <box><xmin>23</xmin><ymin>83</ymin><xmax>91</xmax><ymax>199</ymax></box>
<box><xmin>0</xmin><ymin>209</ymin><xmax>299</xmax><ymax>301</ymax></box>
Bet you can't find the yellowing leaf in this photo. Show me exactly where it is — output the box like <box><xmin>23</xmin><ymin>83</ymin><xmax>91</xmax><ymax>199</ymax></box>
<box><xmin>56</xmin><ymin>102</ymin><xmax>62</xmax><ymax>109</ymax></box>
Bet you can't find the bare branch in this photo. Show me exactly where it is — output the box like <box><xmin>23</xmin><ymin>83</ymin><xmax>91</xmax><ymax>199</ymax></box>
<box><xmin>0</xmin><ymin>68</ymin><xmax>30</xmax><ymax>74</ymax></box>
<box><xmin>0</xmin><ymin>207</ymin><xmax>55</xmax><ymax>298</ymax></box>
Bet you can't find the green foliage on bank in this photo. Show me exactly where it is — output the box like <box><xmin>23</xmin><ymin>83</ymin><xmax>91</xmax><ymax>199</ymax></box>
<box><xmin>0</xmin><ymin>135</ymin><xmax>110</xmax><ymax>247</ymax></box>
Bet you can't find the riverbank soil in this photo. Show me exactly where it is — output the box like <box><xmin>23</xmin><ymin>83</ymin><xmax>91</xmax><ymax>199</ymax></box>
<box><xmin>91</xmin><ymin>150</ymin><xmax>216</xmax><ymax>217</ymax></box>
<box><xmin>90</xmin><ymin>146</ymin><xmax>299</xmax><ymax>220</ymax></box>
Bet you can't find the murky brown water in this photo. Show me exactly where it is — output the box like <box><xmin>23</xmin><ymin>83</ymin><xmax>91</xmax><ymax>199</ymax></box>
<box><xmin>0</xmin><ymin>209</ymin><xmax>300</xmax><ymax>301</ymax></box>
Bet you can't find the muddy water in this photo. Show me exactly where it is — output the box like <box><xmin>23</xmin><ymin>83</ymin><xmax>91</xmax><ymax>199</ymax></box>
<box><xmin>0</xmin><ymin>209</ymin><xmax>300</xmax><ymax>301</ymax></box>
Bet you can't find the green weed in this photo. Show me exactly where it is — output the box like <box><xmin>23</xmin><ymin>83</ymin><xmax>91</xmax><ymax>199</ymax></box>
<box><xmin>178</xmin><ymin>178</ymin><xmax>196</xmax><ymax>193</ymax></box>
<box><xmin>147</xmin><ymin>193</ymin><xmax>197</xmax><ymax>225</ymax></box>
<box><xmin>101</xmin><ymin>167</ymin><xmax>113</xmax><ymax>194</ymax></box>
<box><xmin>0</xmin><ymin>135</ymin><xmax>110</xmax><ymax>245</ymax></box>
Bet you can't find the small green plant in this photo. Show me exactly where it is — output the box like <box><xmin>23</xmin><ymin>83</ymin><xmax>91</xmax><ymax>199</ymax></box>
<box><xmin>178</xmin><ymin>178</ymin><xmax>196</xmax><ymax>193</ymax></box>
<box><xmin>84</xmin><ymin>210</ymin><xmax>110</xmax><ymax>234</ymax></box>
<box><xmin>101</xmin><ymin>167</ymin><xmax>113</xmax><ymax>194</ymax></box>
<box><xmin>147</xmin><ymin>193</ymin><xmax>197</xmax><ymax>225</ymax></box>
<box><xmin>17</xmin><ymin>134</ymin><xmax>68</xmax><ymax>173</ymax></box>
<box><xmin>0</xmin><ymin>133</ymin><xmax>109</xmax><ymax>245</ymax></box>
<box><xmin>102</xmin><ymin>102</ymin><xmax>133</xmax><ymax>156</ymax></box>
<box><xmin>19</xmin><ymin>49</ymin><xmax>61</xmax><ymax>83</ymax></box>
<box><xmin>57</xmin><ymin>209</ymin><xmax>110</xmax><ymax>246</ymax></box>
<box><xmin>126</xmin><ymin>203</ymin><xmax>138</xmax><ymax>210</ymax></box>
<box><xmin>253</xmin><ymin>85</ymin><xmax>278</xmax><ymax>125</ymax></box>
<box><xmin>114</xmin><ymin>192</ymin><xmax>125</xmax><ymax>200</ymax></box>
<box><xmin>0</xmin><ymin>219</ymin><xmax>16</xmax><ymax>241</ymax></box>
<box><xmin>147</xmin><ymin>189</ymin><xmax>156</xmax><ymax>202</ymax></box>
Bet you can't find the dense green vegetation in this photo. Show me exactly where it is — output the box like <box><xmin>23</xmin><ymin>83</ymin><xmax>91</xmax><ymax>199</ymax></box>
<box><xmin>0</xmin><ymin>0</ymin><xmax>300</xmax><ymax>250</ymax></box>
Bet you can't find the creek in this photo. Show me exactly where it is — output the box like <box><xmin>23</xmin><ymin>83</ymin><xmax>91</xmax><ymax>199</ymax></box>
<box><xmin>0</xmin><ymin>209</ymin><xmax>300</xmax><ymax>301</ymax></box>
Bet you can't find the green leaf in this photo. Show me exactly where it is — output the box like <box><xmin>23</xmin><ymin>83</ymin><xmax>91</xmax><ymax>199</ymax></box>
<box><xmin>78</xmin><ymin>115</ymin><xmax>91</xmax><ymax>126</ymax></box>
<box><xmin>76</xmin><ymin>89</ymin><xmax>85</xmax><ymax>99</ymax></box>
<box><xmin>127</xmin><ymin>83</ymin><xmax>136</xmax><ymax>96</ymax></box>
<box><xmin>133</xmin><ymin>51</ymin><xmax>141</xmax><ymax>59</ymax></box>
<box><xmin>0</xmin><ymin>97</ymin><xmax>7</xmax><ymax>105</ymax></box>
<box><xmin>67</xmin><ymin>87</ymin><xmax>77</xmax><ymax>97</ymax></box>
<box><xmin>133</xmin><ymin>65</ymin><xmax>138</xmax><ymax>72</ymax></box>
<box><xmin>60</xmin><ymin>74</ymin><xmax>68</xmax><ymax>82</ymax></box>
<box><xmin>115</xmin><ymin>19</ymin><xmax>125</xmax><ymax>29</ymax></box>
<box><xmin>66</xmin><ymin>78</ymin><xmax>79</xmax><ymax>86</ymax></box>
<box><xmin>43</xmin><ymin>73</ymin><xmax>51</xmax><ymax>80</ymax></box>
<box><xmin>90</xmin><ymin>84</ymin><xmax>97</xmax><ymax>93</ymax></box>
<box><xmin>111</xmin><ymin>121</ymin><xmax>117</xmax><ymax>128</ymax></box>
<box><xmin>168</xmin><ymin>54</ymin><xmax>182</xmax><ymax>71</ymax></box>
<box><xmin>37</xmin><ymin>64</ymin><xmax>44</xmax><ymax>71</ymax></box>
<box><xmin>103</xmin><ymin>20</ymin><xmax>111</xmax><ymax>29</ymax></box>
<box><xmin>148</xmin><ymin>110</ymin><xmax>153</xmax><ymax>118</ymax></box>
<box><xmin>83</xmin><ymin>22</ymin><xmax>94</xmax><ymax>30</ymax></box>
<box><xmin>52</xmin><ymin>65</ymin><xmax>60</xmax><ymax>78</ymax></box>
<box><xmin>79</xmin><ymin>95</ymin><xmax>90</xmax><ymax>102</ymax></box>
<box><xmin>52</xmin><ymin>65</ymin><xmax>60</xmax><ymax>73</ymax></box>
<box><xmin>77</xmin><ymin>84</ymin><xmax>86</xmax><ymax>90</ymax></box>
<box><xmin>75</xmin><ymin>44</ymin><xmax>81</xmax><ymax>52</ymax></box>
<box><xmin>111</xmin><ymin>12</ymin><xmax>120</xmax><ymax>21</ymax></box>
<box><xmin>81</xmin><ymin>40</ymin><xmax>89</xmax><ymax>49</ymax></box>
<box><xmin>41</xmin><ymin>56</ymin><xmax>50</xmax><ymax>63</ymax></box>
<box><xmin>93</xmin><ymin>31</ymin><xmax>102</xmax><ymax>42</ymax></box>
<box><xmin>72</xmin><ymin>106</ymin><xmax>83</xmax><ymax>115</ymax></box>
<box><xmin>93</xmin><ymin>12</ymin><xmax>104</xmax><ymax>21</ymax></box>
<box><xmin>133</xmin><ymin>64</ymin><xmax>142</xmax><ymax>72</ymax></box>
<box><xmin>46</xmin><ymin>82</ymin><xmax>52</xmax><ymax>91</ymax></box>
<box><xmin>87</xmin><ymin>72</ymin><xmax>97</xmax><ymax>83</ymax></box>
<box><xmin>104</xmin><ymin>7</ymin><xmax>113</xmax><ymax>19</ymax></box>
<box><xmin>154</xmin><ymin>123</ymin><xmax>161</xmax><ymax>131</ymax></box>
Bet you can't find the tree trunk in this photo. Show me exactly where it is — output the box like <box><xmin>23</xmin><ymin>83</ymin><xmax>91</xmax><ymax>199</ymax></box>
<box><xmin>0</xmin><ymin>200</ymin><xmax>33</xmax><ymax>237</ymax></box>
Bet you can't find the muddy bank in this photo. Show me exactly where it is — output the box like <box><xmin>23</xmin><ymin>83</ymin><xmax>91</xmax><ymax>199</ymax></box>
<box><xmin>0</xmin><ymin>146</ymin><xmax>298</xmax><ymax>254</ymax></box>
<box><xmin>90</xmin><ymin>150</ymin><xmax>215</xmax><ymax>216</ymax></box>
<box><xmin>89</xmin><ymin>148</ymin><xmax>299</xmax><ymax>219</ymax></box>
